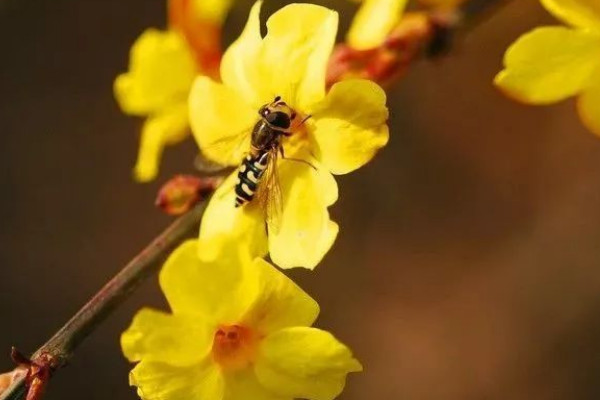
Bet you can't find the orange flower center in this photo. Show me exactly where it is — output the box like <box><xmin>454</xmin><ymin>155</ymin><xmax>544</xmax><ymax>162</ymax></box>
<box><xmin>212</xmin><ymin>325</ymin><xmax>257</xmax><ymax>370</ymax></box>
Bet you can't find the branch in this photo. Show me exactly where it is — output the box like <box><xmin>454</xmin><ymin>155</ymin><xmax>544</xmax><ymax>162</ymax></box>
<box><xmin>0</xmin><ymin>201</ymin><xmax>208</xmax><ymax>400</ymax></box>
<box><xmin>0</xmin><ymin>1</ymin><xmax>512</xmax><ymax>399</ymax></box>
<box><xmin>326</xmin><ymin>0</ymin><xmax>512</xmax><ymax>87</ymax></box>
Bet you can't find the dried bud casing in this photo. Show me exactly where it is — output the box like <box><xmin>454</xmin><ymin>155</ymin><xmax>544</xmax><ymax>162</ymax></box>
<box><xmin>326</xmin><ymin>11</ymin><xmax>457</xmax><ymax>88</ymax></box>
<box><xmin>156</xmin><ymin>175</ymin><xmax>222</xmax><ymax>216</ymax></box>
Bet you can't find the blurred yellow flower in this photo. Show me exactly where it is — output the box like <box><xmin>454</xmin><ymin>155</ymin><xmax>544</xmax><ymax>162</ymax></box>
<box><xmin>115</xmin><ymin>0</ymin><xmax>229</xmax><ymax>182</ymax></box>
<box><xmin>189</xmin><ymin>2</ymin><xmax>389</xmax><ymax>270</ymax></box>
<box><xmin>495</xmin><ymin>0</ymin><xmax>600</xmax><ymax>135</ymax></box>
<box><xmin>347</xmin><ymin>0</ymin><xmax>409</xmax><ymax>50</ymax></box>
<box><xmin>122</xmin><ymin>239</ymin><xmax>362</xmax><ymax>400</ymax></box>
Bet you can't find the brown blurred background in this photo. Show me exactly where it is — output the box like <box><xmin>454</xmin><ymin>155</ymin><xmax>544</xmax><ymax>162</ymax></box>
<box><xmin>2</xmin><ymin>0</ymin><xmax>600</xmax><ymax>399</ymax></box>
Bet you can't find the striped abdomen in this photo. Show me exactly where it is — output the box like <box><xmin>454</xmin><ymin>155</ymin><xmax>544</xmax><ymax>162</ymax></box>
<box><xmin>235</xmin><ymin>152</ymin><xmax>269</xmax><ymax>207</ymax></box>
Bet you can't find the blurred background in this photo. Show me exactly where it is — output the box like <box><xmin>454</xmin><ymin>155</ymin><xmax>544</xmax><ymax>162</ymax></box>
<box><xmin>2</xmin><ymin>0</ymin><xmax>600</xmax><ymax>399</ymax></box>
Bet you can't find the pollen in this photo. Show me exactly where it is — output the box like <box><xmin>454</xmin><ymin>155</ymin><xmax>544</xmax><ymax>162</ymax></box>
<box><xmin>211</xmin><ymin>325</ymin><xmax>257</xmax><ymax>370</ymax></box>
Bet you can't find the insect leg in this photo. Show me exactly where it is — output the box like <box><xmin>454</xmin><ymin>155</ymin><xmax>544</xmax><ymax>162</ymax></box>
<box><xmin>280</xmin><ymin>149</ymin><xmax>317</xmax><ymax>170</ymax></box>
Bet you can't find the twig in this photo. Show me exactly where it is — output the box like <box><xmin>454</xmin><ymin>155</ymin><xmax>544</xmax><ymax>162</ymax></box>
<box><xmin>458</xmin><ymin>0</ymin><xmax>513</xmax><ymax>32</ymax></box>
<box><xmin>0</xmin><ymin>201</ymin><xmax>208</xmax><ymax>400</ymax></box>
<box><xmin>326</xmin><ymin>0</ymin><xmax>512</xmax><ymax>87</ymax></box>
<box><xmin>0</xmin><ymin>1</ymin><xmax>513</xmax><ymax>398</ymax></box>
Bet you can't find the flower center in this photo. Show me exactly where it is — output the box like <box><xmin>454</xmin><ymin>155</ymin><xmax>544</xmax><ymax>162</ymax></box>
<box><xmin>211</xmin><ymin>325</ymin><xmax>257</xmax><ymax>370</ymax></box>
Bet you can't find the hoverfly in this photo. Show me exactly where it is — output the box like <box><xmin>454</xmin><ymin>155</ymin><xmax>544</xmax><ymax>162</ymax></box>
<box><xmin>196</xmin><ymin>96</ymin><xmax>312</xmax><ymax>230</ymax></box>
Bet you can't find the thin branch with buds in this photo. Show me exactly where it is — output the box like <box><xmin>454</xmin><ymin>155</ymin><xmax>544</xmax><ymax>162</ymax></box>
<box><xmin>0</xmin><ymin>1</ymin><xmax>512</xmax><ymax>399</ymax></box>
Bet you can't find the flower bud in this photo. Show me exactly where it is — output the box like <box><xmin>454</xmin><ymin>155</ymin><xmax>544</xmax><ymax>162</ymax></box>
<box><xmin>156</xmin><ymin>175</ymin><xmax>223</xmax><ymax>215</ymax></box>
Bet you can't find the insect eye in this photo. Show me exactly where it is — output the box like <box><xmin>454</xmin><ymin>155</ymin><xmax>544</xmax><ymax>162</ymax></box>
<box><xmin>266</xmin><ymin>111</ymin><xmax>291</xmax><ymax>129</ymax></box>
<box><xmin>259</xmin><ymin>105</ymin><xmax>269</xmax><ymax>116</ymax></box>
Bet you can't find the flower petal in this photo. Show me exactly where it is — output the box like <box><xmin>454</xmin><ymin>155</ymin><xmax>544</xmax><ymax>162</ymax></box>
<box><xmin>221</xmin><ymin>2</ymin><xmax>338</xmax><ymax>110</ymax></box>
<box><xmin>159</xmin><ymin>239</ymin><xmax>256</xmax><ymax>324</ymax></box>
<box><xmin>241</xmin><ymin>258</ymin><xmax>319</xmax><ymax>334</ymax></box>
<box><xmin>115</xmin><ymin>29</ymin><xmax>196</xmax><ymax>115</ymax></box>
<box><xmin>134</xmin><ymin>103</ymin><xmax>189</xmax><ymax>182</ymax></box>
<box><xmin>130</xmin><ymin>360</ymin><xmax>224</xmax><ymax>400</ymax></box>
<box><xmin>198</xmin><ymin>172</ymin><xmax>269</xmax><ymax>260</ymax></box>
<box><xmin>268</xmin><ymin>160</ymin><xmax>339</xmax><ymax>270</ymax></box>
<box><xmin>255</xmin><ymin>327</ymin><xmax>362</xmax><ymax>400</ymax></box>
<box><xmin>494</xmin><ymin>27</ymin><xmax>600</xmax><ymax>104</ymax></box>
<box><xmin>220</xmin><ymin>1</ymin><xmax>264</xmax><ymax>107</ymax></box>
<box><xmin>347</xmin><ymin>0</ymin><xmax>408</xmax><ymax>50</ymax></box>
<box><xmin>310</xmin><ymin>79</ymin><xmax>389</xmax><ymax>175</ymax></box>
<box><xmin>224</xmin><ymin>370</ymin><xmax>286</xmax><ymax>400</ymax></box>
<box><xmin>541</xmin><ymin>0</ymin><xmax>600</xmax><ymax>30</ymax></box>
<box><xmin>189</xmin><ymin>76</ymin><xmax>256</xmax><ymax>166</ymax></box>
<box><xmin>259</xmin><ymin>4</ymin><xmax>339</xmax><ymax>110</ymax></box>
<box><xmin>578</xmin><ymin>69</ymin><xmax>600</xmax><ymax>135</ymax></box>
<box><xmin>121</xmin><ymin>308</ymin><xmax>211</xmax><ymax>366</ymax></box>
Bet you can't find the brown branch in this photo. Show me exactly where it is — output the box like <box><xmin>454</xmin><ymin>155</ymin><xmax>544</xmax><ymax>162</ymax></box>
<box><xmin>326</xmin><ymin>0</ymin><xmax>513</xmax><ymax>87</ymax></box>
<box><xmin>0</xmin><ymin>201</ymin><xmax>208</xmax><ymax>400</ymax></box>
<box><xmin>0</xmin><ymin>1</ymin><xmax>513</xmax><ymax>399</ymax></box>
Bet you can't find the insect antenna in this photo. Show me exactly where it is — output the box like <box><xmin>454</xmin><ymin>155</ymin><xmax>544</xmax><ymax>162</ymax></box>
<box><xmin>299</xmin><ymin>114</ymin><xmax>312</xmax><ymax>126</ymax></box>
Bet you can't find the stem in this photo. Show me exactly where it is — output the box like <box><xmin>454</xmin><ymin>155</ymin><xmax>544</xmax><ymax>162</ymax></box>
<box><xmin>458</xmin><ymin>0</ymin><xmax>512</xmax><ymax>32</ymax></box>
<box><xmin>0</xmin><ymin>1</ymin><xmax>512</xmax><ymax>399</ymax></box>
<box><xmin>0</xmin><ymin>202</ymin><xmax>208</xmax><ymax>400</ymax></box>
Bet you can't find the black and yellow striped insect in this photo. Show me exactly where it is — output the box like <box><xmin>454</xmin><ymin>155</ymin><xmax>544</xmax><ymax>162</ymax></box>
<box><xmin>234</xmin><ymin>97</ymin><xmax>296</xmax><ymax>208</ymax></box>
<box><xmin>196</xmin><ymin>96</ymin><xmax>311</xmax><ymax>230</ymax></box>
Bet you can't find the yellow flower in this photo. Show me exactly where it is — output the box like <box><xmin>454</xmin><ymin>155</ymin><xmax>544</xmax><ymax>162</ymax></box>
<box><xmin>115</xmin><ymin>0</ymin><xmax>231</xmax><ymax>182</ymax></box>
<box><xmin>189</xmin><ymin>2</ymin><xmax>389</xmax><ymax>270</ymax></box>
<box><xmin>122</xmin><ymin>239</ymin><xmax>362</xmax><ymax>400</ymax></box>
<box><xmin>495</xmin><ymin>0</ymin><xmax>600</xmax><ymax>135</ymax></box>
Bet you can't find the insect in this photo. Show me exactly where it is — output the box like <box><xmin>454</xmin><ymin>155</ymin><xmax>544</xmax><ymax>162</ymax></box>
<box><xmin>197</xmin><ymin>95</ymin><xmax>312</xmax><ymax>230</ymax></box>
<box><xmin>234</xmin><ymin>96</ymin><xmax>296</xmax><ymax>208</ymax></box>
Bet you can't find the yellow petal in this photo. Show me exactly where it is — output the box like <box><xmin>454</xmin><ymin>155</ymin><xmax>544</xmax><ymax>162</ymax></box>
<box><xmin>224</xmin><ymin>370</ymin><xmax>286</xmax><ymax>400</ymax></box>
<box><xmin>221</xmin><ymin>2</ymin><xmax>338</xmax><ymax>110</ymax></box>
<box><xmin>310</xmin><ymin>79</ymin><xmax>389</xmax><ymax>175</ymax></box>
<box><xmin>541</xmin><ymin>0</ymin><xmax>600</xmax><ymax>30</ymax></box>
<box><xmin>121</xmin><ymin>308</ymin><xmax>211</xmax><ymax>366</ymax></box>
<box><xmin>255</xmin><ymin>327</ymin><xmax>362</xmax><ymax>400</ymax></box>
<box><xmin>578</xmin><ymin>69</ymin><xmax>600</xmax><ymax>135</ymax></box>
<box><xmin>220</xmin><ymin>1</ymin><xmax>264</xmax><ymax>107</ymax></box>
<box><xmin>130</xmin><ymin>360</ymin><xmax>224</xmax><ymax>400</ymax></box>
<box><xmin>189</xmin><ymin>0</ymin><xmax>235</xmax><ymax>25</ymax></box>
<box><xmin>134</xmin><ymin>102</ymin><xmax>189</xmax><ymax>182</ymax></box>
<box><xmin>347</xmin><ymin>0</ymin><xmax>408</xmax><ymax>50</ymax></box>
<box><xmin>259</xmin><ymin>3</ymin><xmax>339</xmax><ymax>110</ymax></box>
<box><xmin>268</xmin><ymin>160</ymin><xmax>339</xmax><ymax>270</ymax></box>
<box><xmin>115</xmin><ymin>29</ymin><xmax>196</xmax><ymax>115</ymax></box>
<box><xmin>494</xmin><ymin>27</ymin><xmax>600</xmax><ymax>104</ymax></box>
<box><xmin>241</xmin><ymin>258</ymin><xmax>319</xmax><ymax>334</ymax></box>
<box><xmin>189</xmin><ymin>76</ymin><xmax>256</xmax><ymax>166</ymax></box>
<box><xmin>198</xmin><ymin>172</ymin><xmax>269</xmax><ymax>260</ymax></box>
<box><xmin>159</xmin><ymin>239</ymin><xmax>256</xmax><ymax>324</ymax></box>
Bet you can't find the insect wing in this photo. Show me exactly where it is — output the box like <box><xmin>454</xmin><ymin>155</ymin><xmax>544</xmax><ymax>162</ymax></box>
<box><xmin>255</xmin><ymin>147</ymin><xmax>283</xmax><ymax>234</ymax></box>
<box><xmin>195</xmin><ymin>125</ymin><xmax>253</xmax><ymax>172</ymax></box>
